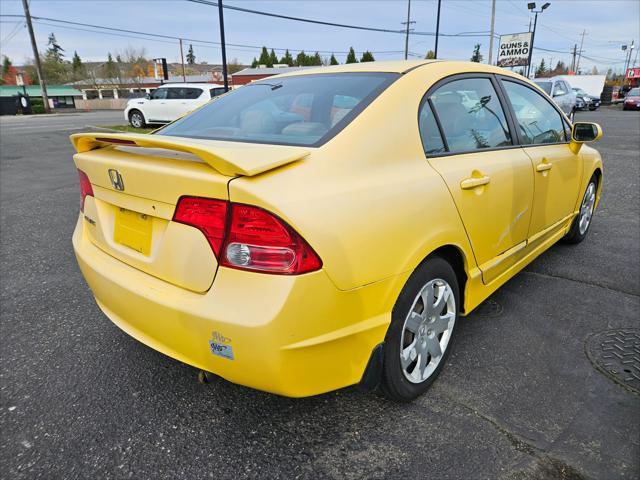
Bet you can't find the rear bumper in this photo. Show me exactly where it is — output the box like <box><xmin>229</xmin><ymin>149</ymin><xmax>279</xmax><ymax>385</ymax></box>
<box><xmin>73</xmin><ymin>215</ymin><xmax>404</xmax><ymax>397</ymax></box>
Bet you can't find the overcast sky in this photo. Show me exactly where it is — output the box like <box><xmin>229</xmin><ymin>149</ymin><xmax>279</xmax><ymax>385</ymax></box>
<box><xmin>1</xmin><ymin>0</ymin><xmax>638</xmax><ymax>74</ymax></box>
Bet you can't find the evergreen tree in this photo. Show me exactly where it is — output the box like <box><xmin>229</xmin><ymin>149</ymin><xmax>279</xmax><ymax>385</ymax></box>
<box><xmin>269</xmin><ymin>49</ymin><xmax>278</xmax><ymax>66</ymax></box>
<box><xmin>258</xmin><ymin>47</ymin><xmax>271</xmax><ymax>66</ymax></box>
<box><xmin>360</xmin><ymin>51</ymin><xmax>375</xmax><ymax>62</ymax></box>
<box><xmin>116</xmin><ymin>54</ymin><xmax>123</xmax><ymax>63</ymax></box>
<box><xmin>535</xmin><ymin>58</ymin><xmax>547</xmax><ymax>76</ymax></box>
<box><xmin>2</xmin><ymin>56</ymin><xmax>11</xmax><ymax>75</ymax></box>
<box><xmin>42</xmin><ymin>33</ymin><xmax>67</xmax><ymax>83</ymax></box>
<box><xmin>186</xmin><ymin>44</ymin><xmax>196</xmax><ymax>65</ymax></box>
<box><xmin>103</xmin><ymin>52</ymin><xmax>120</xmax><ymax>79</ymax></box>
<box><xmin>329</xmin><ymin>53</ymin><xmax>339</xmax><ymax>65</ymax></box>
<box><xmin>71</xmin><ymin>51</ymin><xmax>84</xmax><ymax>78</ymax></box>
<box><xmin>345</xmin><ymin>47</ymin><xmax>358</xmax><ymax>64</ymax></box>
<box><xmin>295</xmin><ymin>50</ymin><xmax>309</xmax><ymax>66</ymax></box>
<box><xmin>279</xmin><ymin>49</ymin><xmax>294</xmax><ymax>66</ymax></box>
<box><xmin>425</xmin><ymin>50</ymin><xmax>436</xmax><ymax>59</ymax></box>
<box><xmin>470</xmin><ymin>44</ymin><xmax>483</xmax><ymax>63</ymax></box>
<box><xmin>312</xmin><ymin>51</ymin><xmax>322</xmax><ymax>65</ymax></box>
<box><xmin>46</xmin><ymin>33</ymin><xmax>64</xmax><ymax>61</ymax></box>
<box><xmin>251</xmin><ymin>57</ymin><xmax>258</xmax><ymax>68</ymax></box>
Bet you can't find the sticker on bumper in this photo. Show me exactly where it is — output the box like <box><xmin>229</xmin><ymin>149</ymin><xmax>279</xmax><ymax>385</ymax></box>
<box><xmin>209</xmin><ymin>331</ymin><xmax>234</xmax><ymax>360</ymax></box>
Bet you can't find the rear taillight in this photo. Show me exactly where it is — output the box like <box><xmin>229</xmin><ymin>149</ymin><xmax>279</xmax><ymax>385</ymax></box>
<box><xmin>78</xmin><ymin>169</ymin><xmax>93</xmax><ymax>212</ymax></box>
<box><xmin>172</xmin><ymin>197</ymin><xmax>322</xmax><ymax>275</ymax></box>
<box><xmin>173</xmin><ymin>197</ymin><xmax>228</xmax><ymax>257</ymax></box>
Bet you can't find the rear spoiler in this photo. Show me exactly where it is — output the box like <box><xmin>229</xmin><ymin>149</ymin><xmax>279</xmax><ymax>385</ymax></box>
<box><xmin>70</xmin><ymin>132</ymin><xmax>309</xmax><ymax>177</ymax></box>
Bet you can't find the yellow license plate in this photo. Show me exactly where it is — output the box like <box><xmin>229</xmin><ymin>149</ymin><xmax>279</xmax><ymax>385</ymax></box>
<box><xmin>114</xmin><ymin>208</ymin><xmax>152</xmax><ymax>255</ymax></box>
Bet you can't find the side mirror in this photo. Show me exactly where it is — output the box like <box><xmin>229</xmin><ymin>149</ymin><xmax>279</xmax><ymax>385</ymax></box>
<box><xmin>553</xmin><ymin>90</ymin><xmax>566</xmax><ymax>97</ymax></box>
<box><xmin>569</xmin><ymin>122</ymin><xmax>602</xmax><ymax>154</ymax></box>
<box><xmin>145</xmin><ymin>93</ymin><xmax>151</xmax><ymax>100</ymax></box>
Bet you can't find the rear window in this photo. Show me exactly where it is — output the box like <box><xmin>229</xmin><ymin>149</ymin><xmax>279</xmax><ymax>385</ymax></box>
<box><xmin>158</xmin><ymin>73</ymin><xmax>399</xmax><ymax>146</ymax></box>
<box><xmin>535</xmin><ymin>81</ymin><xmax>552</xmax><ymax>95</ymax></box>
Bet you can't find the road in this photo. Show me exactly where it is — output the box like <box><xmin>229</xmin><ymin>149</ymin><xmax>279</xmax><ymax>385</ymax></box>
<box><xmin>1</xmin><ymin>108</ymin><xmax>638</xmax><ymax>480</ymax></box>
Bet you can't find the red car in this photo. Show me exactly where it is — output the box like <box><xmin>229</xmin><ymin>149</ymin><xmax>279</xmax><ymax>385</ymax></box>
<box><xmin>623</xmin><ymin>87</ymin><xmax>640</xmax><ymax>110</ymax></box>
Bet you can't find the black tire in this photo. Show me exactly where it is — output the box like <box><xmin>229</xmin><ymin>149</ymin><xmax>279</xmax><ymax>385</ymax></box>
<box><xmin>129</xmin><ymin>109</ymin><xmax>146</xmax><ymax>129</ymax></box>
<box><xmin>380</xmin><ymin>256</ymin><xmax>460</xmax><ymax>402</ymax></box>
<box><xmin>563</xmin><ymin>175</ymin><xmax>598</xmax><ymax>244</ymax></box>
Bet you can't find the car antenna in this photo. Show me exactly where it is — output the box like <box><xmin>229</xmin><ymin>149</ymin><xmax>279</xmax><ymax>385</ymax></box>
<box><xmin>246</xmin><ymin>82</ymin><xmax>283</xmax><ymax>91</ymax></box>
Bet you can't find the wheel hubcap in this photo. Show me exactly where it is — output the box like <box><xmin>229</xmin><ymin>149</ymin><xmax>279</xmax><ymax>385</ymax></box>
<box><xmin>578</xmin><ymin>182</ymin><xmax>596</xmax><ymax>235</ymax></box>
<box><xmin>131</xmin><ymin>113</ymin><xmax>142</xmax><ymax>128</ymax></box>
<box><xmin>400</xmin><ymin>278</ymin><xmax>456</xmax><ymax>384</ymax></box>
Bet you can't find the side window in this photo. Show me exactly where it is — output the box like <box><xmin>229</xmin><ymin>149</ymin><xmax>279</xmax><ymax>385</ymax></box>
<box><xmin>210</xmin><ymin>87</ymin><xmax>226</xmax><ymax>97</ymax></box>
<box><xmin>183</xmin><ymin>88</ymin><xmax>203</xmax><ymax>99</ymax></box>
<box><xmin>430</xmin><ymin>77</ymin><xmax>512</xmax><ymax>153</ymax></box>
<box><xmin>150</xmin><ymin>88</ymin><xmax>168</xmax><ymax>100</ymax></box>
<box><xmin>418</xmin><ymin>101</ymin><xmax>446</xmax><ymax>154</ymax></box>
<box><xmin>167</xmin><ymin>88</ymin><xmax>182</xmax><ymax>100</ymax></box>
<box><xmin>502</xmin><ymin>80</ymin><xmax>567</xmax><ymax>144</ymax></box>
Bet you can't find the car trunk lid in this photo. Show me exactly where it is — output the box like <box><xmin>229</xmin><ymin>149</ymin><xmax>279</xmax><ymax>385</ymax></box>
<box><xmin>71</xmin><ymin>133</ymin><xmax>309</xmax><ymax>293</ymax></box>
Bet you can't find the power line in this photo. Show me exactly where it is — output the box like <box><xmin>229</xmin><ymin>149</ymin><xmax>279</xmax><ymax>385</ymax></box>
<box><xmin>0</xmin><ymin>14</ymin><xmax>404</xmax><ymax>55</ymax></box>
<box><xmin>185</xmin><ymin>0</ymin><xmax>493</xmax><ymax>38</ymax></box>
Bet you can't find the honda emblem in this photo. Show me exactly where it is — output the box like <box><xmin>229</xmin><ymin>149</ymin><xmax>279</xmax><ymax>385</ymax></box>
<box><xmin>108</xmin><ymin>169</ymin><xmax>125</xmax><ymax>191</ymax></box>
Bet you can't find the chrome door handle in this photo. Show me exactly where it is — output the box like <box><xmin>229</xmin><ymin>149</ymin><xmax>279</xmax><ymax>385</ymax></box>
<box><xmin>536</xmin><ymin>162</ymin><xmax>553</xmax><ymax>172</ymax></box>
<box><xmin>460</xmin><ymin>175</ymin><xmax>491</xmax><ymax>189</ymax></box>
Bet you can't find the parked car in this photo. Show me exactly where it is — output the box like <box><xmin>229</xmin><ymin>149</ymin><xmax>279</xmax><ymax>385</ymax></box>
<box><xmin>533</xmin><ymin>77</ymin><xmax>577</xmax><ymax>115</ymax></box>
<box><xmin>71</xmin><ymin>60</ymin><xmax>603</xmax><ymax>401</ymax></box>
<box><xmin>572</xmin><ymin>87</ymin><xmax>600</xmax><ymax>110</ymax></box>
<box><xmin>124</xmin><ymin>83</ymin><xmax>226</xmax><ymax>128</ymax></box>
<box><xmin>623</xmin><ymin>87</ymin><xmax>640</xmax><ymax>110</ymax></box>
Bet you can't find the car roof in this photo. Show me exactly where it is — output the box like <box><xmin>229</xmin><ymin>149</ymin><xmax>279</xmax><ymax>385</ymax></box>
<box><xmin>267</xmin><ymin>60</ymin><xmax>542</xmax><ymax>81</ymax></box>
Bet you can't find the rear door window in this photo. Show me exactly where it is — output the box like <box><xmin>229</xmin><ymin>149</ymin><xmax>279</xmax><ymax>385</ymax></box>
<box><xmin>150</xmin><ymin>88</ymin><xmax>168</xmax><ymax>100</ymax></box>
<box><xmin>502</xmin><ymin>80</ymin><xmax>567</xmax><ymax>144</ymax></box>
<box><xmin>418</xmin><ymin>102</ymin><xmax>446</xmax><ymax>154</ymax></box>
<box><xmin>429</xmin><ymin>77</ymin><xmax>512</xmax><ymax>153</ymax></box>
<box><xmin>167</xmin><ymin>88</ymin><xmax>203</xmax><ymax>100</ymax></box>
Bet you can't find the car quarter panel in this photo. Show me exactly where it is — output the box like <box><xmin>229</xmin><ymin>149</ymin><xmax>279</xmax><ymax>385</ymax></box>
<box><xmin>228</xmin><ymin>65</ymin><xmax>479</xmax><ymax>292</ymax></box>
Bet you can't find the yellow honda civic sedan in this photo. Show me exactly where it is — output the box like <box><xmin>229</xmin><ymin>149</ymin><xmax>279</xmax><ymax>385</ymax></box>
<box><xmin>71</xmin><ymin>60</ymin><xmax>603</xmax><ymax>401</ymax></box>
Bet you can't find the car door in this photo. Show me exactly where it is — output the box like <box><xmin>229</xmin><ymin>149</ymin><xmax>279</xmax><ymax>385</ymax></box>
<box><xmin>551</xmin><ymin>80</ymin><xmax>572</xmax><ymax>114</ymax></box>
<box><xmin>499</xmin><ymin>78</ymin><xmax>582</xmax><ymax>245</ymax></box>
<box><xmin>422</xmin><ymin>75</ymin><xmax>535</xmax><ymax>284</ymax></box>
<box><xmin>170</xmin><ymin>87</ymin><xmax>205</xmax><ymax>118</ymax></box>
<box><xmin>144</xmin><ymin>87</ymin><xmax>170</xmax><ymax>122</ymax></box>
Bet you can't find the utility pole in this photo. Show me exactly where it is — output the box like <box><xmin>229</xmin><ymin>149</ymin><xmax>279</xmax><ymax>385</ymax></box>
<box><xmin>488</xmin><ymin>0</ymin><xmax>496</xmax><ymax>65</ymax></box>
<box><xmin>434</xmin><ymin>0</ymin><xmax>442</xmax><ymax>59</ymax></box>
<box><xmin>402</xmin><ymin>0</ymin><xmax>415</xmax><ymax>60</ymax></box>
<box><xmin>571</xmin><ymin>44</ymin><xmax>577</xmax><ymax>72</ymax></box>
<box><xmin>575</xmin><ymin>29</ymin><xmax>587</xmax><ymax>74</ymax></box>
<box><xmin>22</xmin><ymin>0</ymin><xmax>50</xmax><ymax>113</ymax></box>
<box><xmin>623</xmin><ymin>40</ymin><xmax>635</xmax><ymax>77</ymax></box>
<box><xmin>217</xmin><ymin>0</ymin><xmax>229</xmax><ymax>92</ymax></box>
<box><xmin>179</xmin><ymin>38</ymin><xmax>186</xmax><ymax>82</ymax></box>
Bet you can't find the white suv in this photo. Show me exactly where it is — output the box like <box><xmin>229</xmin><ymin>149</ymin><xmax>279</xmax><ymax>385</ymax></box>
<box><xmin>124</xmin><ymin>83</ymin><xmax>226</xmax><ymax>128</ymax></box>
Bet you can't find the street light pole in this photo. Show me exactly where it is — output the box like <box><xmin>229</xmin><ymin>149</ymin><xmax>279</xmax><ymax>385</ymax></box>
<box><xmin>434</xmin><ymin>0</ymin><xmax>442</xmax><ymax>59</ymax></box>
<box><xmin>525</xmin><ymin>2</ymin><xmax>551</xmax><ymax>78</ymax></box>
<box><xmin>217</xmin><ymin>0</ymin><xmax>229</xmax><ymax>92</ymax></box>
<box><xmin>22</xmin><ymin>0</ymin><xmax>50</xmax><ymax>113</ymax></box>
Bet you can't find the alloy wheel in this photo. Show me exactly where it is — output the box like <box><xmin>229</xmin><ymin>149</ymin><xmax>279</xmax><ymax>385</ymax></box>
<box><xmin>400</xmin><ymin>278</ymin><xmax>456</xmax><ymax>384</ymax></box>
<box><xmin>579</xmin><ymin>182</ymin><xmax>596</xmax><ymax>235</ymax></box>
<box><xmin>130</xmin><ymin>112</ymin><xmax>143</xmax><ymax>128</ymax></box>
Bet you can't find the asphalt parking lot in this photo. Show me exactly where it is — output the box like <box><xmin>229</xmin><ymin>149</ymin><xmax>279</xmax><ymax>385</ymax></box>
<box><xmin>1</xmin><ymin>108</ymin><xmax>638</xmax><ymax>479</ymax></box>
